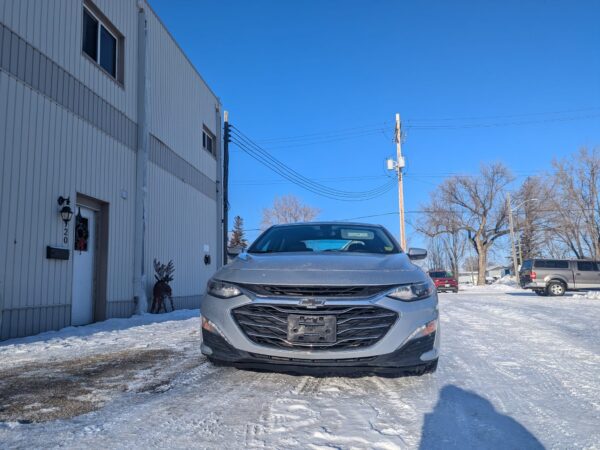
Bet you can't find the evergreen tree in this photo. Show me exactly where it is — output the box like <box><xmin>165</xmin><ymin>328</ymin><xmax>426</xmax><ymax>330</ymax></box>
<box><xmin>229</xmin><ymin>215</ymin><xmax>248</xmax><ymax>249</ymax></box>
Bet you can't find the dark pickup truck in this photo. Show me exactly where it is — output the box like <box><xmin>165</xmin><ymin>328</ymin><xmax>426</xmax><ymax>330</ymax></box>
<box><xmin>519</xmin><ymin>259</ymin><xmax>600</xmax><ymax>296</ymax></box>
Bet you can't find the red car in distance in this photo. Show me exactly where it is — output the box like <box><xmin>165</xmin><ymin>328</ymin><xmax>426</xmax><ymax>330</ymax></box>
<box><xmin>428</xmin><ymin>270</ymin><xmax>459</xmax><ymax>293</ymax></box>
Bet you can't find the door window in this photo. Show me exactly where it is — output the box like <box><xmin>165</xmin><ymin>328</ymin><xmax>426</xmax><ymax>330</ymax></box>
<box><xmin>577</xmin><ymin>261</ymin><xmax>599</xmax><ymax>271</ymax></box>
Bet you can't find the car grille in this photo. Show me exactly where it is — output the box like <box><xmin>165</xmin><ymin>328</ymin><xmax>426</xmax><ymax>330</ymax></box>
<box><xmin>232</xmin><ymin>304</ymin><xmax>398</xmax><ymax>350</ymax></box>
<box><xmin>238</xmin><ymin>284</ymin><xmax>394</xmax><ymax>298</ymax></box>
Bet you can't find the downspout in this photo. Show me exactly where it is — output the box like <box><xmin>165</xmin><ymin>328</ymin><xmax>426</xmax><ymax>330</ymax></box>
<box><xmin>134</xmin><ymin>0</ymin><xmax>149</xmax><ymax>314</ymax></box>
<box><xmin>215</xmin><ymin>103</ymin><xmax>223</xmax><ymax>268</ymax></box>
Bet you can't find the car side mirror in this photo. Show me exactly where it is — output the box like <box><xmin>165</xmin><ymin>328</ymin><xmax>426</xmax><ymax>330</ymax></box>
<box><xmin>407</xmin><ymin>247</ymin><xmax>427</xmax><ymax>260</ymax></box>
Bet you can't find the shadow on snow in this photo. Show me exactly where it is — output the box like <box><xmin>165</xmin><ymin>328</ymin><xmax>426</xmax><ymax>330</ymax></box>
<box><xmin>420</xmin><ymin>385</ymin><xmax>544</xmax><ymax>450</ymax></box>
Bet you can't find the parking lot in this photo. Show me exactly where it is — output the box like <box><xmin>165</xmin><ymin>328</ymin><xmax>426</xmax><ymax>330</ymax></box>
<box><xmin>0</xmin><ymin>286</ymin><xmax>598</xmax><ymax>449</ymax></box>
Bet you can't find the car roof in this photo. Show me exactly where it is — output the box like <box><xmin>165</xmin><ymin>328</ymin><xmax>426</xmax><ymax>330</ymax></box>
<box><xmin>528</xmin><ymin>258</ymin><xmax>598</xmax><ymax>262</ymax></box>
<box><xmin>270</xmin><ymin>221</ymin><xmax>385</xmax><ymax>228</ymax></box>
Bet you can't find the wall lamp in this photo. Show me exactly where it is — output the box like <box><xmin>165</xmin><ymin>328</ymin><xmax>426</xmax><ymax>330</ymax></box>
<box><xmin>57</xmin><ymin>196</ymin><xmax>74</xmax><ymax>225</ymax></box>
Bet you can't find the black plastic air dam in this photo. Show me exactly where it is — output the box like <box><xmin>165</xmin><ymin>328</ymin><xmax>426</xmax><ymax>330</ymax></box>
<box><xmin>202</xmin><ymin>328</ymin><xmax>437</xmax><ymax>376</ymax></box>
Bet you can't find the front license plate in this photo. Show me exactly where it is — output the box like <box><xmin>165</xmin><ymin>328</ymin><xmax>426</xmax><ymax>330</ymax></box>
<box><xmin>288</xmin><ymin>315</ymin><xmax>336</xmax><ymax>344</ymax></box>
<box><xmin>445</xmin><ymin>284</ymin><xmax>451</xmax><ymax>287</ymax></box>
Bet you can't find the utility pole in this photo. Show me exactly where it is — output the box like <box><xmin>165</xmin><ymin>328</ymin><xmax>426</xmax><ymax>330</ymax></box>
<box><xmin>506</xmin><ymin>193</ymin><xmax>519</xmax><ymax>277</ymax></box>
<box><xmin>223</xmin><ymin>111</ymin><xmax>230</xmax><ymax>262</ymax></box>
<box><xmin>394</xmin><ymin>113</ymin><xmax>407</xmax><ymax>250</ymax></box>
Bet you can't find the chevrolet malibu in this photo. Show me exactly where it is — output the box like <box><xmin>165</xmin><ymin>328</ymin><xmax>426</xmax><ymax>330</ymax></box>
<box><xmin>201</xmin><ymin>222</ymin><xmax>439</xmax><ymax>376</ymax></box>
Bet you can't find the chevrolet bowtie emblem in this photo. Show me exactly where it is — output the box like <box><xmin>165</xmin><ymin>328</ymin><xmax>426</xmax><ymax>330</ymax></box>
<box><xmin>299</xmin><ymin>298</ymin><xmax>325</xmax><ymax>309</ymax></box>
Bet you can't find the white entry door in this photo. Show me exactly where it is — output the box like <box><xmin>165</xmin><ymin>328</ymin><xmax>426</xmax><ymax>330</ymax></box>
<box><xmin>72</xmin><ymin>205</ymin><xmax>96</xmax><ymax>326</ymax></box>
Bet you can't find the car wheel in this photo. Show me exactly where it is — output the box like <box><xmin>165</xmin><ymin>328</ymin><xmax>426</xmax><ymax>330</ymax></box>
<box><xmin>546</xmin><ymin>281</ymin><xmax>566</xmax><ymax>297</ymax></box>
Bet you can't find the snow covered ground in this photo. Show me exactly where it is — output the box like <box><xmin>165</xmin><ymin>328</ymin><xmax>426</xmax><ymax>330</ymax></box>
<box><xmin>1</xmin><ymin>286</ymin><xmax>599</xmax><ymax>449</ymax></box>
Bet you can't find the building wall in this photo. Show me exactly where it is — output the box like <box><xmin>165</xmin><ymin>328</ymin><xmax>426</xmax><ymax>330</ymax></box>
<box><xmin>0</xmin><ymin>0</ymin><xmax>222</xmax><ymax>339</ymax></box>
<box><xmin>0</xmin><ymin>0</ymin><xmax>138</xmax><ymax>121</ymax></box>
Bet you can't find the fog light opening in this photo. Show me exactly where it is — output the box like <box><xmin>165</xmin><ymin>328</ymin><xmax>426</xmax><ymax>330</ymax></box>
<box><xmin>423</xmin><ymin>319</ymin><xmax>437</xmax><ymax>336</ymax></box>
<box><xmin>201</xmin><ymin>317</ymin><xmax>227</xmax><ymax>339</ymax></box>
<box><xmin>407</xmin><ymin>318</ymin><xmax>438</xmax><ymax>342</ymax></box>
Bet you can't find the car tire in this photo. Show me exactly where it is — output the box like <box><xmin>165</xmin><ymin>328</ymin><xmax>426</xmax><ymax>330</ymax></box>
<box><xmin>546</xmin><ymin>281</ymin><xmax>566</xmax><ymax>297</ymax></box>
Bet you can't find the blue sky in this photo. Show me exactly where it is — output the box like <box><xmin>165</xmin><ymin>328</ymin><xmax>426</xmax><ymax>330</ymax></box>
<box><xmin>150</xmin><ymin>0</ymin><xmax>600</xmax><ymax>246</ymax></box>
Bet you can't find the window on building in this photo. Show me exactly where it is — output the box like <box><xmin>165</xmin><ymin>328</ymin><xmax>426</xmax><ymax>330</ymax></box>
<box><xmin>203</xmin><ymin>128</ymin><xmax>216</xmax><ymax>157</ymax></box>
<box><xmin>82</xmin><ymin>4</ymin><xmax>122</xmax><ymax>82</ymax></box>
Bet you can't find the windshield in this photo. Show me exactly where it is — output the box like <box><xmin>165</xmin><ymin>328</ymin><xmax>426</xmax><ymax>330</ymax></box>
<box><xmin>429</xmin><ymin>271</ymin><xmax>452</xmax><ymax>278</ymax></box>
<box><xmin>248</xmin><ymin>224</ymin><xmax>400</xmax><ymax>254</ymax></box>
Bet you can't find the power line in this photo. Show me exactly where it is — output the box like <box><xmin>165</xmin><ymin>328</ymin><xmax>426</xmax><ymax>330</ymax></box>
<box><xmin>334</xmin><ymin>207</ymin><xmax>600</xmax><ymax>221</ymax></box>
<box><xmin>404</xmin><ymin>106</ymin><xmax>600</xmax><ymax>123</ymax></box>
<box><xmin>229</xmin><ymin>170</ymin><xmax>543</xmax><ymax>186</ymax></box>
<box><xmin>255</xmin><ymin>121</ymin><xmax>392</xmax><ymax>144</ymax></box>
<box><xmin>231</xmin><ymin>135</ymin><xmax>395</xmax><ymax>200</ymax></box>
<box><xmin>236</xmin><ymin>107</ymin><xmax>600</xmax><ymax>150</ymax></box>
<box><xmin>237</xmin><ymin>128</ymin><xmax>390</xmax><ymax>151</ymax></box>
<box><xmin>229</xmin><ymin>126</ymin><xmax>396</xmax><ymax>201</ymax></box>
<box><xmin>404</xmin><ymin>113</ymin><xmax>600</xmax><ymax>130</ymax></box>
<box><xmin>230</xmin><ymin>174</ymin><xmax>390</xmax><ymax>186</ymax></box>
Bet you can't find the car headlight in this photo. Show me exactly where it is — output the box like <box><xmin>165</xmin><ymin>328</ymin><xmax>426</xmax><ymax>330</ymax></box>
<box><xmin>207</xmin><ymin>280</ymin><xmax>242</xmax><ymax>299</ymax></box>
<box><xmin>387</xmin><ymin>280</ymin><xmax>435</xmax><ymax>301</ymax></box>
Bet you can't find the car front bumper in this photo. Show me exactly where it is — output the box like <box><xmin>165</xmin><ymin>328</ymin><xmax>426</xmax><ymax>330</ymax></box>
<box><xmin>435</xmin><ymin>285</ymin><xmax>458</xmax><ymax>292</ymax></box>
<box><xmin>200</xmin><ymin>291</ymin><xmax>440</xmax><ymax>371</ymax></box>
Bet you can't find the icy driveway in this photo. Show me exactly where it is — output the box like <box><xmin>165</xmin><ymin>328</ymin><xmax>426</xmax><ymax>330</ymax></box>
<box><xmin>0</xmin><ymin>288</ymin><xmax>598</xmax><ymax>449</ymax></box>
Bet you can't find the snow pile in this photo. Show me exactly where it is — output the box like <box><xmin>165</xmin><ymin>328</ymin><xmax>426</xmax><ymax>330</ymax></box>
<box><xmin>0</xmin><ymin>309</ymin><xmax>201</xmax><ymax>369</ymax></box>
<box><xmin>488</xmin><ymin>275</ymin><xmax>520</xmax><ymax>291</ymax></box>
<box><xmin>572</xmin><ymin>291</ymin><xmax>600</xmax><ymax>300</ymax></box>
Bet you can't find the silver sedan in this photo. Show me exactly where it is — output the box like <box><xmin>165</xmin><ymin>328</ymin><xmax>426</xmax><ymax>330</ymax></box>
<box><xmin>201</xmin><ymin>222</ymin><xmax>439</xmax><ymax>376</ymax></box>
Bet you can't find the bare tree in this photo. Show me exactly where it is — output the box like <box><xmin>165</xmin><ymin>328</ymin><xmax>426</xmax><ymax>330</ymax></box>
<box><xmin>513</xmin><ymin>176</ymin><xmax>553</xmax><ymax>261</ymax></box>
<box><xmin>463</xmin><ymin>255</ymin><xmax>479</xmax><ymax>272</ymax></box>
<box><xmin>549</xmin><ymin>148</ymin><xmax>600</xmax><ymax>259</ymax></box>
<box><xmin>261</xmin><ymin>195</ymin><xmax>320</xmax><ymax>229</ymax></box>
<box><xmin>421</xmin><ymin>163</ymin><xmax>514</xmax><ymax>285</ymax></box>
<box><xmin>426</xmin><ymin>236</ymin><xmax>446</xmax><ymax>271</ymax></box>
<box><xmin>416</xmin><ymin>200</ymin><xmax>466</xmax><ymax>277</ymax></box>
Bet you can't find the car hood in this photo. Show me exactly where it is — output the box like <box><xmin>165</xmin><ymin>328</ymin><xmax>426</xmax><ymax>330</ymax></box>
<box><xmin>215</xmin><ymin>252</ymin><xmax>425</xmax><ymax>286</ymax></box>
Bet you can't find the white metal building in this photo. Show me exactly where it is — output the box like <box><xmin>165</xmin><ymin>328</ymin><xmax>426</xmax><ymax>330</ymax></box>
<box><xmin>0</xmin><ymin>0</ymin><xmax>223</xmax><ymax>339</ymax></box>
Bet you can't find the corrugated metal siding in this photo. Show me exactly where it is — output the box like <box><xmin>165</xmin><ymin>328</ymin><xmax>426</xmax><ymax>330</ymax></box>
<box><xmin>0</xmin><ymin>69</ymin><xmax>138</xmax><ymax>339</ymax></box>
<box><xmin>145</xmin><ymin>163</ymin><xmax>217</xmax><ymax>301</ymax></box>
<box><xmin>145</xmin><ymin>8</ymin><xmax>219</xmax><ymax>182</ymax></box>
<box><xmin>0</xmin><ymin>0</ymin><xmax>138</xmax><ymax>121</ymax></box>
<box><xmin>149</xmin><ymin>135</ymin><xmax>216</xmax><ymax>200</ymax></box>
<box><xmin>172</xmin><ymin>295</ymin><xmax>201</xmax><ymax>311</ymax></box>
<box><xmin>0</xmin><ymin>305</ymin><xmax>70</xmax><ymax>340</ymax></box>
<box><xmin>0</xmin><ymin>0</ymin><xmax>220</xmax><ymax>340</ymax></box>
<box><xmin>106</xmin><ymin>300</ymin><xmax>136</xmax><ymax>319</ymax></box>
<box><xmin>0</xmin><ymin>22</ymin><xmax>138</xmax><ymax>150</ymax></box>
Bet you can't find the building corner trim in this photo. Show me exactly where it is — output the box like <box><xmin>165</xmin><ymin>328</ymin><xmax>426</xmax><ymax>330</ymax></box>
<box><xmin>133</xmin><ymin>4</ymin><xmax>149</xmax><ymax>314</ymax></box>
